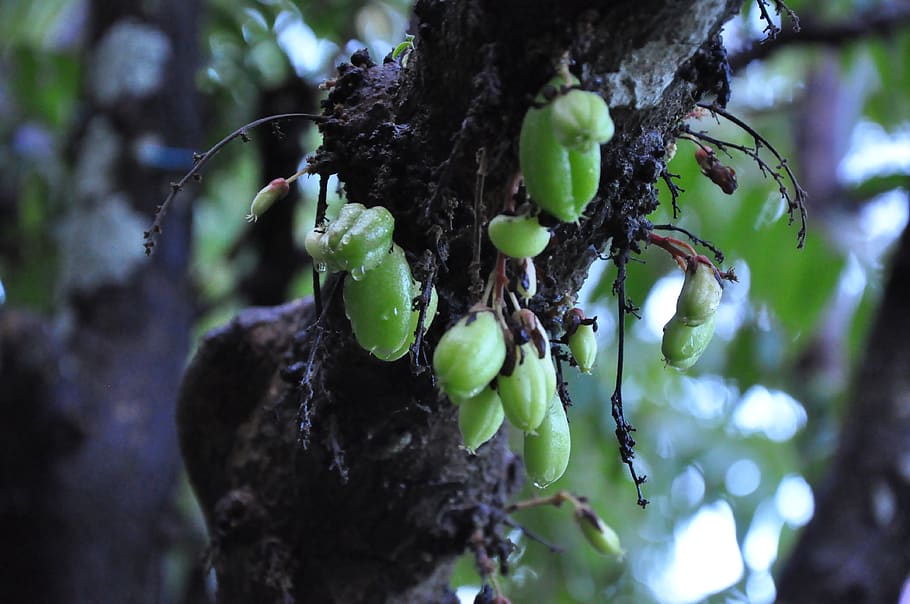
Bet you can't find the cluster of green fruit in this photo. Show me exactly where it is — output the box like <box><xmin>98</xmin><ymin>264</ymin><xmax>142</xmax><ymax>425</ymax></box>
<box><xmin>303</xmin><ymin>202</ymin><xmax>438</xmax><ymax>361</ymax></box>
<box><xmin>431</xmin><ymin>71</ymin><xmax>614</xmax><ymax>487</ymax></box>
<box><xmin>661</xmin><ymin>257</ymin><xmax>723</xmax><ymax>369</ymax></box>
<box><xmin>432</xmin><ymin>305</ymin><xmax>578</xmax><ymax>487</ymax></box>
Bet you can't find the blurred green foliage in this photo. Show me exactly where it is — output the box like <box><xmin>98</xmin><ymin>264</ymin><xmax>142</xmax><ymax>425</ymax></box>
<box><xmin>1</xmin><ymin>1</ymin><xmax>908</xmax><ymax>603</ymax></box>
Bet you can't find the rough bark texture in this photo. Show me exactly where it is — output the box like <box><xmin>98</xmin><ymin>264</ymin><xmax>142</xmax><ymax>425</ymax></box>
<box><xmin>176</xmin><ymin>1</ymin><xmax>741</xmax><ymax>602</ymax></box>
<box><xmin>0</xmin><ymin>0</ymin><xmax>200</xmax><ymax>601</ymax></box>
<box><xmin>777</xmin><ymin>215</ymin><xmax>910</xmax><ymax>603</ymax></box>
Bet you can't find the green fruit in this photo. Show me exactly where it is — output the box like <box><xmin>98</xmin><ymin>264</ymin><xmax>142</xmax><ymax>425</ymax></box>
<box><xmin>550</xmin><ymin>89</ymin><xmax>614</xmax><ymax>152</ymax></box>
<box><xmin>661</xmin><ymin>313</ymin><xmax>716</xmax><ymax>370</ymax></box>
<box><xmin>523</xmin><ymin>398</ymin><xmax>571</xmax><ymax>488</ymax></box>
<box><xmin>343</xmin><ymin>244</ymin><xmax>415</xmax><ymax>359</ymax></box>
<box><xmin>676</xmin><ymin>260</ymin><xmax>723</xmax><ymax>326</ymax></box>
<box><xmin>384</xmin><ymin>285</ymin><xmax>438</xmax><ymax>361</ymax></box>
<box><xmin>433</xmin><ymin>308</ymin><xmax>507</xmax><ymax>402</ymax></box>
<box><xmin>499</xmin><ymin>343</ymin><xmax>555</xmax><ymax>432</ymax></box>
<box><xmin>487</xmin><ymin>214</ymin><xmax>550</xmax><ymax>258</ymax></box>
<box><xmin>576</xmin><ymin>510</ymin><xmax>623</xmax><ymax>557</ymax></box>
<box><xmin>519</xmin><ymin>77</ymin><xmax>602</xmax><ymax>223</ymax></box>
<box><xmin>568</xmin><ymin>323</ymin><xmax>597</xmax><ymax>374</ymax></box>
<box><xmin>246</xmin><ymin>178</ymin><xmax>290</xmax><ymax>222</ymax></box>
<box><xmin>304</xmin><ymin>203</ymin><xmax>395</xmax><ymax>279</ymax></box>
<box><xmin>458</xmin><ymin>386</ymin><xmax>505</xmax><ymax>454</ymax></box>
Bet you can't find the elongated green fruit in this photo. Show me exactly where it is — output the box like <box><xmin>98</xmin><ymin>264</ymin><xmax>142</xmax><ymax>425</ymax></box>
<box><xmin>550</xmin><ymin>89</ymin><xmax>614</xmax><ymax>152</ymax></box>
<box><xmin>661</xmin><ymin>313</ymin><xmax>716</xmax><ymax>370</ymax></box>
<box><xmin>575</xmin><ymin>510</ymin><xmax>623</xmax><ymax>557</ymax></box>
<box><xmin>343</xmin><ymin>244</ymin><xmax>414</xmax><ymax>359</ymax></box>
<box><xmin>676</xmin><ymin>260</ymin><xmax>723</xmax><ymax>326</ymax></box>
<box><xmin>433</xmin><ymin>308</ymin><xmax>507</xmax><ymax>402</ymax></box>
<box><xmin>458</xmin><ymin>386</ymin><xmax>505</xmax><ymax>454</ymax></box>
<box><xmin>499</xmin><ymin>342</ymin><xmax>554</xmax><ymax>432</ymax></box>
<box><xmin>383</xmin><ymin>285</ymin><xmax>438</xmax><ymax>361</ymax></box>
<box><xmin>487</xmin><ymin>214</ymin><xmax>550</xmax><ymax>258</ymax></box>
<box><xmin>519</xmin><ymin>76</ymin><xmax>602</xmax><ymax>223</ymax></box>
<box><xmin>568</xmin><ymin>323</ymin><xmax>597</xmax><ymax>374</ymax></box>
<box><xmin>523</xmin><ymin>398</ymin><xmax>571</xmax><ymax>488</ymax></box>
<box><xmin>305</xmin><ymin>203</ymin><xmax>395</xmax><ymax>279</ymax></box>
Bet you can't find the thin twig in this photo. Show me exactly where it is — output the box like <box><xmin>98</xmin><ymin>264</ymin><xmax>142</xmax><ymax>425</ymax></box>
<box><xmin>688</xmin><ymin>104</ymin><xmax>808</xmax><ymax>247</ymax></box>
<box><xmin>296</xmin><ymin>276</ymin><xmax>341</xmax><ymax>450</ymax></box>
<box><xmin>756</xmin><ymin>0</ymin><xmax>782</xmax><ymax>40</ymax></box>
<box><xmin>652</xmin><ymin>224</ymin><xmax>725</xmax><ymax>264</ymax></box>
<box><xmin>410</xmin><ymin>253</ymin><xmax>438</xmax><ymax>375</ymax></box>
<box><xmin>500</xmin><ymin>516</ymin><xmax>563</xmax><ymax>554</ymax></box>
<box><xmin>610</xmin><ymin>249</ymin><xmax>649</xmax><ymax>508</ymax></box>
<box><xmin>312</xmin><ymin>173</ymin><xmax>329</xmax><ymax>317</ymax></box>
<box><xmin>661</xmin><ymin>170</ymin><xmax>684</xmax><ymax>219</ymax></box>
<box><xmin>732</xmin><ymin>5</ymin><xmax>910</xmax><ymax>70</ymax></box>
<box><xmin>143</xmin><ymin>112</ymin><xmax>326</xmax><ymax>255</ymax></box>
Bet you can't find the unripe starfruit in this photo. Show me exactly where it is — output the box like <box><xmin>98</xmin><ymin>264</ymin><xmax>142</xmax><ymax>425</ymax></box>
<box><xmin>676</xmin><ymin>259</ymin><xmax>723</xmax><ymax>327</ymax></box>
<box><xmin>575</xmin><ymin>509</ymin><xmax>623</xmax><ymax>557</ymax></box>
<box><xmin>487</xmin><ymin>213</ymin><xmax>550</xmax><ymax>259</ymax></box>
<box><xmin>519</xmin><ymin>76</ymin><xmax>602</xmax><ymax>223</ymax></box>
<box><xmin>343</xmin><ymin>244</ymin><xmax>415</xmax><ymax>360</ymax></box>
<box><xmin>305</xmin><ymin>203</ymin><xmax>395</xmax><ymax>279</ymax></box>
<box><xmin>568</xmin><ymin>323</ymin><xmax>597</xmax><ymax>374</ymax></box>
<box><xmin>246</xmin><ymin>178</ymin><xmax>290</xmax><ymax>222</ymax></box>
<box><xmin>661</xmin><ymin>313</ymin><xmax>716</xmax><ymax>370</ymax></box>
<box><xmin>433</xmin><ymin>308</ymin><xmax>507</xmax><ymax>402</ymax></box>
<box><xmin>499</xmin><ymin>342</ymin><xmax>555</xmax><ymax>432</ymax></box>
<box><xmin>523</xmin><ymin>398</ymin><xmax>571</xmax><ymax>488</ymax></box>
<box><xmin>458</xmin><ymin>386</ymin><xmax>505</xmax><ymax>454</ymax></box>
<box><xmin>550</xmin><ymin>89</ymin><xmax>614</xmax><ymax>152</ymax></box>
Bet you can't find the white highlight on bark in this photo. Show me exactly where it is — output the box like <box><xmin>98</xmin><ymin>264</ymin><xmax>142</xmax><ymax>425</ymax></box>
<box><xmin>91</xmin><ymin>20</ymin><xmax>171</xmax><ymax>105</ymax></box>
<box><xmin>57</xmin><ymin>193</ymin><xmax>147</xmax><ymax>293</ymax></box>
<box><xmin>604</xmin><ymin>0</ymin><xmax>728</xmax><ymax>108</ymax></box>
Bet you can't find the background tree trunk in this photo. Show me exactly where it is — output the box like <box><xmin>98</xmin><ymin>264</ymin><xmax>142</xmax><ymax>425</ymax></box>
<box><xmin>777</xmin><ymin>208</ymin><xmax>910</xmax><ymax>603</ymax></box>
<box><xmin>0</xmin><ymin>0</ymin><xmax>201</xmax><ymax>601</ymax></box>
<box><xmin>176</xmin><ymin>1</ymin><xmax>741</xmax><ymax>601</ymax></box>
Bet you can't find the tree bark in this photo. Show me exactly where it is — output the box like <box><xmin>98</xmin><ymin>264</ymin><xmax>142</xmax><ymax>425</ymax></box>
<box><xmin>777</xmin><ymin>208</ymin><xmax>910</xmax><ymax>603</ymax></box>
<box><xmin>177</xmin><ymin>1</ymin><xmax>741</xmax><ymax>602</ymax></box>
<box><xmin>0</xmin><ymin>0</ymin><xmax>201</xmax><ymax>601</ymax></box>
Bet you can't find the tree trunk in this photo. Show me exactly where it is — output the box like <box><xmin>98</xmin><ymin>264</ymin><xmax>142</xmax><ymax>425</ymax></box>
<box><xmin>177</xmin><ymin>1</ymin><xmax>741</xmax><ymax>602</ymax></box>
<box><xmin>0</xmin><ymin>0</ymin><xmax>201</xmax><ymax>601</ymax></box>
<box><xmin>777</xmin><ymin>209</ymin><xmax>910</xmax><ymax>603</ymax></box>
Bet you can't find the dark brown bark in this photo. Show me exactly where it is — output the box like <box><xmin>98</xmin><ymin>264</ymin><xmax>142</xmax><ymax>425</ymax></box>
<box><xmin>777</xmin><ymin>207</ymin><xmax>910</xmax><ymax>603</ymax></box>
<box><xmin>177</xmin><ymin>1</ymin><xmax>740</xmax><ymax>602</ymax></box>
<box><xmin>0</xmin><ymin>0</ymin><xmax>201</xmax><ymax>601</ymax></box>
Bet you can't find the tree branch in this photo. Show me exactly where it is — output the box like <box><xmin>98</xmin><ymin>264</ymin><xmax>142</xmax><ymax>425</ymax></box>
<box><xmin>731</xmin><ymin>5</ymin><xmax>910</xmax><ymax>71</ymax></box>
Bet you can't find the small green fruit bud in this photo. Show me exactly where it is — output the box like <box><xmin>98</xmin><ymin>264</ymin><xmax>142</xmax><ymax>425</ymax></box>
<box><xmin>550</xmin><ymin>89</ymin><xmax>614</xmax><ymax>152</ymax></box>
<box><xmin>246</xmin><ymin>178</ymin><xmax>290</xmax><ymax>222</ymax></box>
<box><xmin>433</xmin><ymin>308</ymin><xmax>507</xmax><ymax>402</ymax></box>
<box><xmin>458</xmin><ymin>386</ymin><xmax>505</xmax><ymax>454</ymax></box>
<box><xmin>676</xmin><ymin>259</ymin><xmax>722</xmax><ymax>326</ymax></box>
<box><xmin>523</xmin><ymin>398</ymin><xmax>571</xmax><ymax>488</ymax></box>
<box><xmin>487</xmin><ymin>213</ymin><xmax>550</xmax><ymax>258</ymax></box>
<box><xmin>575</xmin><ymin>510</ymin><xmax>623</xmax><ymax>557</ymax></box>
<box><xmin>568</xmin><ymin>323</ymin><xmax>597</xmax><ymax>373</ymax></box>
